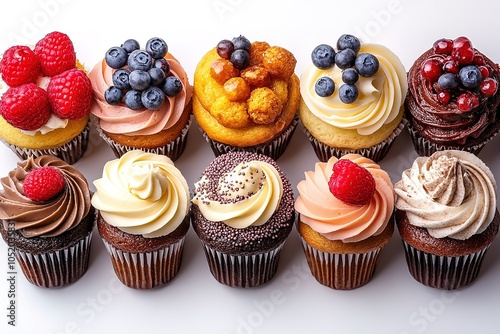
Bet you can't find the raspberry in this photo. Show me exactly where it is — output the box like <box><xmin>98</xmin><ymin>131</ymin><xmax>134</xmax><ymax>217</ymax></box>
<box><xmin>0</xmin><ymin>83</ymin><xmax>51</xmax><ymax>131</ymax></box>
<box><xmin>34</xmin><ymin>31</ymin><xmax>76</xmax><ymax>76</ymax></box>
<box><xmin>23</xmin><ymin>166</ymin><xmax>66</xmax><ymax>202</ymax></box>
<box><xmin>328</xmin><ymin>159</ymin><xmax>376</xmax><ymax>206</ymax></box>
<box><xmin>47</xmin><ymin>68</ymin><xmax>92</xmax><ymax>120</ymax></box>
<box><xmin>0</xmin><ymin>46</ymin><xmax>41</xmax><ymax>87</ymax></box>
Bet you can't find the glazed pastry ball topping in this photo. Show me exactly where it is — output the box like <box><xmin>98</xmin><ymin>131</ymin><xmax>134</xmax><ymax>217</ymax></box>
<box><xmin>420</xmin><ymin>37</ymin><xmax>498</xmax><ymax>111</ymax></box>
<box><xmin>328</xmin><ymin>159</ymin><xmax>375</xmax><ymax>206</ymax></box>
<box><xmin>103</xmin><ymin>37</ymin><xmax>183</xmax><ymax>111</ymax></box>
<box><xmin>311</xmin><ymin>34</ymin><xmax>379</xmax><ymax>103</ymax></box>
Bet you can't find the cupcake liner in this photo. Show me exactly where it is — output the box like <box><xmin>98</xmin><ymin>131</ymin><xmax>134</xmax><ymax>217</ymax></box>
<box><xmin>303</xmin><ymin>118</ymin><xmax>406</xmax><ymax>162</ymax></box>
<box><xmin>300</xmin><ymin>237</ymin><xmax>382</xmax><ymax>290</ymax></box>
<box><xmin>201</xmin><ymin>116</ymin><xmax>299</xmax><ymax>161</ymax></box>
<box><xmin>102</xmin><ymin>236</ymin><xmax>185</xmax><ymax>289</ymax></box>
<box><xmin>1</xmin><ymin>121</ymin><xmax>90</xmax><ymax>165</ymax></box>
<box><xmin>15</xmin><ymin>230</ymin><xmax>93</xmax><ymax>288</ymax></box>
<box><xmin>201</xmin><ymin>241</ymin><xmax>285</xmax><ymax>288</ymax></box>
<box><xmin>401</xmin><ymin>240</ymin><xmax>489</xmax><ymax>290</ymax></box>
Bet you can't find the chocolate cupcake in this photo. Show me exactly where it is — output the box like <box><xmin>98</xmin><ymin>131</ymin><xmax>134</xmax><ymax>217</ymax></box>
<box><xmin>191</xmin><ymin>151</ymin><xmax>295</xmax><ymax>288</ymax></box>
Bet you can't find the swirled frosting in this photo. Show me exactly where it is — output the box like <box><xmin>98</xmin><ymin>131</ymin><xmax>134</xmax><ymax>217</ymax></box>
<box><xmin>91</xmin><ymin>150</ymin><xmax>189</xmax><ymax>238</ymax></box>
<box><xmin>0</xmin><ymin>155</ymin><xmax>91</xmax><ymax>238</ymax></box>
<box><xmin>395</xmin><ymin>150</ymin><xmax>497</xmax><ymax>240</ymax></box>
<box><xmin>192</xmin><ymin>160</ymin><xmax>283</xmax><ymax>229</ymax></box>
<box><xmin>88</xmin><ymin>53</ymin><xmax>192</xmax><ymax>136</ymax></box>
<box><xmin>295</xmin><ymin>154</ymin><xmax>394</xmax><ymax>242</ymax></box>
<box><xmin>300</xmin><ymin>44</ymin><xmax>407</xmax><ymax>135</ymax></box>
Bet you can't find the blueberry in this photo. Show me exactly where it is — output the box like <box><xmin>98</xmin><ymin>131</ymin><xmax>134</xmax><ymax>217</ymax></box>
<box><xmin>335</xmin><ymin>49</ymin><xmax>356</xmax><ymax>70</ymax></box>
<box><xmin>437</xmin><ymin>73</ymin><xmax>460</xmax><ymax>91</ymax></box>
<box><xmin>459</xmin><ymin>65</ymin><xmax>482</xmax><ymax>88</ymax></box>
<box><xmin>230</xmin><ymin>49</ymin><xmax>250</xmax><ymax>70</ymax></box>
<box><xmin>153</xmin><ymin>58</ymin><xmax>170</xmax><ymax>76</ymax></box>
<box><xmin>339</xmin><ymin>84</ymin><xmax>359</xmax><ymax>104</ymax></box>
<box><xmin>217</xmin><ymin>39</ymin><xmax>235</xmax><ymax>59</ymax></box>
<box><xmin>162</xmin><ymin>76</ymin><xmax>183</xmax><ymax>96</ymax></box>
<box><xmin>121</xmin><ymin>39</ymin><xmax>140</xmax><ymax>54</ymax></box>
<box><xmin>342</xmin><ymin>68</ymin><xmax>359</xmax><ymax>84</ymax></box>
<box><xmin>337</xmin><ymin>34</ymin><xmax>361</xmax><ymax>54</ymax></box>
<box><xmin>145</xmin><ymin>37</ymin><xmax>168</xmax><ymax>59</ymax></box>
<box><xmin>128</xmin><ymin>50</ymin><xmax>153</xmax><ymax>71</ymax></box>
<box><xmin>129</xmin><ymin>70</ymin><xmax>151</xmax><ymax>90</ymax></box>
<box><xmin>105</xmin><ymin>47</ymin><xmax>128</xmax><ymax>69</ymax></box>
<box><xmin>104</xmin><ymin>86</ymin><xmax>123</xmax><ymax>105</ymax></box>
<box><xmin>112</xmin><ymin>69</ymin><xmax>131</xmax><ymax>90</ymax></box>
<box><xmin>354</xmin><ymin>53</ymin><xmax>379</xmax><ymax>77</ymax></box>
<box><xmin>315</xmin><ymin>77</ymin><xmax>335</xmax><ymax>97</ymax></box>
<box><xmin>141</xmin><ymin>86</ymin><xmax>165</xmax><ymax>110</ymax></box>
<box><xmin>124</xmin><ymin>90</ymin><xmax>144</xmax><ymax>110</ymax></box>
<box><xmin>311</xmin><ymin>44</ymin><xmax>336</xmax><ymax>70</ymax></box>
<box><xmin>232</xmin><ymin>35</ymin><xmax>251</xmax><ymax>51</ymax></box>
<box><xmin>149</xmin><ymin>68</ymin><xmax>166</xmax><ymax>86</ymax></box>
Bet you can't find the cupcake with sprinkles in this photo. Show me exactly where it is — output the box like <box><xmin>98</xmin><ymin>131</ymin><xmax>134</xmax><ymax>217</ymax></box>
<box><xmin>191</xmin><ymin>151</ymin><xmax>295</xmax><ymax>288</ymax></box>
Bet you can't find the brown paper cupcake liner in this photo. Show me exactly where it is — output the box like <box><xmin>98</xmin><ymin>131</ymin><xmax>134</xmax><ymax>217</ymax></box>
<box><xmin>300</xmin><ymin>237</ymin><xmax>382</xmax><ymax>290</ymax></box>
<box><xmin>401</xmin><ymin>240</ymin><xmax>489</xmax><ymax>290</ymax></box>
<box><xmin>303</xmin><ymin>118</ymin><xmax>406</xmax><ymax>162</ymax></box>
<box><xmin>201</xmin><ymin>117</ymin><xmax>299</xmax><ymax>161</ymax></box>
<box><xmin>15</xmin><ymin>230</ymin><xmax>93</xmax><ymax>288</ymax></box>
<box><xmin>201</xmin><ymin>241</ymin><xmax>285</xmax><ymax>288</ymax></box>
<box><xmin>102</xmin><ymin>236</ymin><xmax>185</xmax><ymax>289</ymax></box>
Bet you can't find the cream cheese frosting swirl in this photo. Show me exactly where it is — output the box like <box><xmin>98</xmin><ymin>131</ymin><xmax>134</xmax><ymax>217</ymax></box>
<box><xmin>0</xmin><ymin>155</ymin><xmax>91</xmax><ymax>238</ymax></box>
<box><xmin>192</xmin><ymin>160</ymin><xmax>283</xmax><ymax>229</ymax></box>
<box><xmin>91</xmin><ymin>150</ymin><xmax>190</xmax><ymax>238</ymax></box>
<box><xmin>395</xmin><ymin>150</ymin><xmax>497</xmax><ymax>240</ymax></box>
<box><xmin>295</xmin><ymin>154</ymin><xmax>394</xmax><ymax>242</ymax></box>
<box><xmin>300</xmin><ymin>44</ymin><xmax>408</xmax><ymax>135</ymax></box>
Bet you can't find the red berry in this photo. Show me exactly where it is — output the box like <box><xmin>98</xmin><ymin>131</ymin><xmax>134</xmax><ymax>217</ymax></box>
<box><xmin>478</xmin><ymin>66</ymin><xmax>490</xmax><ymax>78</ymax></box>
<box><xmin>34</xmin><ymin>31</ymin><xmax>76</xmax><ymax>76</ymax></box>
<box><xmin>443</xmin><ymin>60</ymin><xmax>459</xmax><ymax>74</ymax></box>
<box><xmin>473</xmin><ymin>54</ymin><xmax>485</xmax><ymax>65</ymax></box>
<box><xmin>0</xmin><ymin>46</ymin><xmax>41</xmax><ymax>87</ymax></box>
<box><xmin>456</xmin><ymin>92</ymin><xmax>479</xmax><ymax>112</ymax></box>
<box><xmin>453</xmin><ymin>36</ymin><xmax>472</xmax><ymax>50</ymax></box>
<box><xmin>421</xmin><ymin>59</ymin><xmax>442</xmax><ymax>82</ymax></box>
<box><xmin>47</xmin><ymin>68</ymin><xmax>92</xmax><ymax>120</ymax></box>
<box><xmin>452</xmin><ymin>46</ymin><xmax>475</xmax><ymax>65</ymax></box>
<box><xmin>437</xmin><ymin>91</ymin><xmax>451</xmax><ymax>105</ymax></box>
<box><xmin>480</xmin><ymin>78</ymin><xmax>498</xmax><ymax>96</ymax></box>
<box><xmin>23</xmin><ymin>166</ymin><xmax>66</xmax><ymax>202</ymax></box>
<box><xmin>433</xmin><ymin>38</ymin><xmax>453</xmax><ymax>55</ymax></box>
<box><xmin>0</xmin><ymin>83</ymin><xmax>51</xmax><ymax>130</ymax></box>
<box><xmin>328</xmin><ymin>159</ymin><xmax>376</xmax><ymax>206</ymax></box>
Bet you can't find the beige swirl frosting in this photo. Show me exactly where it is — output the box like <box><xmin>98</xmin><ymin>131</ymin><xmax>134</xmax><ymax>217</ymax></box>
<box><xmin>88</xmin><ymin>53</ymin><xmax>192</xmax><ymax>136</ymax></box>
<box><xmin>91</xmin><ymin>150</ymin><xmax>190</xmax><ymax>238</ymax></box>
<box><xmin>395</xmin><ymin>150</ymin><xmax>497</xmax><ymax>240</ymax></box>
<box><xmin>0</xmin><ymin>156</ymin><xmax>91</xmax><ymax>238</ymax></box>
<box><xmin>192</xmin><ymin>160</ymin><xmax>283</xmax><ymax>229</ymax></box>
<box><xmin>294</xmin><ymin>154</ymin><xmax>394</xmax><ymax>242</ymax></box>
<box><xmin>300</xmin><ymin>43</ymin><xmax>408</xmax><ymax>135</ymax></box>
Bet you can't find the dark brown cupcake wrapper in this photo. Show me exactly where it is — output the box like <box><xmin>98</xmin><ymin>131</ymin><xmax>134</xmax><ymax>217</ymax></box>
<box><xmin>102</xmin><ymin>236</ymin><xmax>185</xmax><ymax>289</ymax></box>
<box><xmin>302</xmin><ymin>118</ymin><xmax>406</xmax><ymax>162</ymax></box>
<box><xmin>15</xmin><ymin>229</ymin><xmax>93</xmax><ymax>288</ymax></box>
<box><xmin>401</xmin><ymin>240</ymin><xmax>489</xmax><ymax>290</ymax></box>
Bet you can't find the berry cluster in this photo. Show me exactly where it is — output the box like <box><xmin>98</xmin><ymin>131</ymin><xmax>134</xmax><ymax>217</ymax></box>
<box><xmin>104</xmin><ymin>37</ymin><xmax>182</xmax><ymax>111</ymax></box>
<box><xmin>23</xmin><ymin>166</ymin><xmax>66</xmax><ymax>202</ymax></box>
<box><xmin>311</xmin><ymin>34</ymin><xmax>379</xmax><ymax>104</ymax></box>
<box><xmin>328</xmin><ymin>159</ymin><xmax>375</xmax><ymax>206</ymax></box>
<box><xmin>420</xmin><ymin>37</ymin><xmax>498</xmax><ymax>112</ymax></box>
<box><xmin>0</xmin><ymin>32</ymin><xmax>92</xmax><ymax>131</ymax></box>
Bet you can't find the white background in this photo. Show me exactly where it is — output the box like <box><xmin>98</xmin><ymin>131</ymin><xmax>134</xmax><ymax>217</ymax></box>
<box><xmin>1</xmin><ymin>0</ymin><xmax>500</xmax><ymax>333</ymax></box>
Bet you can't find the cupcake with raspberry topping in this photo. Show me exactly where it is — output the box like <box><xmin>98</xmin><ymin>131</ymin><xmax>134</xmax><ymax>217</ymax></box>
<box><xmin>295</xmin><ymin>154</ymin><xmax>395</xmax><ymax>289</ymax></box>
<box><xmin>0</xmin><ymin>31</ymin><xmax>93</xmax><ymax>164</ymax></box>
<box><xmin>0</xmin><ymin>155</ymin><xmax>95</xmax><ymax>288</ymax></box>
<box><xmin>88</xmin><ymin>37</ymin><xmax>192</xmax><ymax>161</ymax></box>
<box><xmin>405</xmin><ymin>37</ymin><xmax>500</xmax><ymax>156</ymax></box>
<box><xmin>192</xmin><ymin>35</ymin><xmax>300</xmax><ymax>160</ymax></box>
<box><xmin>191</xmin><ymin>151</ymin><xmax>295</xmax><ymax>287</ymax></box>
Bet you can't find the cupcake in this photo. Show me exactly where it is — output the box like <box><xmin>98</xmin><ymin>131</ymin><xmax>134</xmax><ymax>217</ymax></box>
<box><xmin>192</xmin><ymin>35</ymin><xmax>300</xmax><ymax>160</ymax></box>
<box><xmin>394</xmin><ymin>150</ymin><xmax>499</xmax><ymax>289</ymax></box>
<box><xmin>191</xmin><ymin>151</ymin><xmax>295</xmax><ymax>287</ymax></box>
<box><xmin>299</xmin><ymin>34</ymin><xmax>408</xmax><ymax>162</ymax></box>
<box><xmin>405</xmin><ymin>37</ymin><xmax>500</xmax><ymax>156</ymax></box>
<box><xmin>91</xmin><ymin>150</ymin><xmax>190</xmax><ymax>289</ymax></box>
<box><xmin>0</xmin><ymin>31</ymin><xmax>92</xmax><ymax>164</ymax></box>
<box><xmin>0</xmin><ymin>155</ymin><xmax>95</xmax><ymax>288</ymax></box>
<box><xmin>295</xmin><ymin>154</ymin><xmax>395</xmax><ymax>289</ymax></box>
<box><xmin>89</xmin><ymin>37</ymin><xmax>193</xmax><ymax>161</ymax></box>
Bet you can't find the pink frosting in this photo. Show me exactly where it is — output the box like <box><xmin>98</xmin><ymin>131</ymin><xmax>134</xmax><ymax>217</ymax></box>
<box><xmin>88</xmin><ymin>53</ymin><xmax>192</xmax><ymax>136</ymax></box>
<box><xmin>295</xmin><ymin>154</ymin><xmax>394</xmax><ymax>243</ymax></box>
